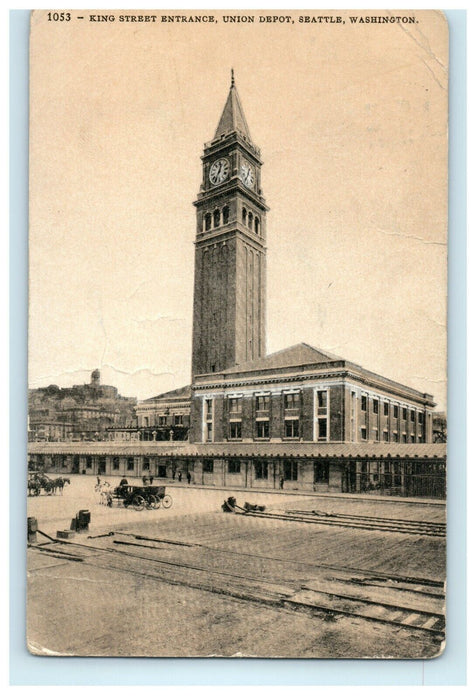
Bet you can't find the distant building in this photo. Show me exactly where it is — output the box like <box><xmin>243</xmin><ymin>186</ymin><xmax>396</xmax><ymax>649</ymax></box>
<box><xmin>135</xmin><ymin>385</ymin><xmax>191</xmax><ymax>442</ymax></box>
<box><xmin>432</xmin><ymin>412</ymin><xmax>447</xmax><ymax>443</ymax></box>
<box><xmin>28</xmin><ymin>370</ymin><xmax>137</xmax><ymax>441</ymax></box>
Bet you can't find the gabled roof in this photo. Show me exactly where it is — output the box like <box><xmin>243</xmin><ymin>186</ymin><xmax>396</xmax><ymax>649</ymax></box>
<box><xmin>214</xmin><ymin>72</ymin><xmax>251</xmax><ymax>140</ymax></box>
<box><xmin>220</xmin><ymin>343</ymin><xmax>343</xmax><ymax>376</ymax></box>
<box><xmin>140</xmin><ymin>385</ymin><xmax>191</xmax><ymax>404</ymax></box>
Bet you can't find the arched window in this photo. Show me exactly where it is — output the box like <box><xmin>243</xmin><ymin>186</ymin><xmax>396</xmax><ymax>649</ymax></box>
<box><xmin>242</xmin><ymin>207</ymin><xmax>247</xmax><ymax>224</ymax></box>
<box><xmin>254</xmin><ymin>216</ymin><xmax>260</xmax><ymax>235</ymax></box>
<box><xmin>205</xmin><ymin>213</ymin><xmax>212</xmax><ymax>231</ymax></box>
<box><xmin>222</xmin><ymin>205</ymin><xmax>229</xmax><ymax>225</ymax></box>
<box><xmin>213</xmin><ymin>209</ymin><xmax>220</xmax><ymax>227</ymax></box>
<box><xmin>248</xmin><ymin>211</ymin><xmax>253</xmax><ymax>228</ymax></box>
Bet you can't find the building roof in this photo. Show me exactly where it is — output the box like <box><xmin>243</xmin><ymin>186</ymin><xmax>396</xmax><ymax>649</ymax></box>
<box><xmin>28</xmin><ymin>440</ymin><xmax>446</xmax><ymax>460</ymax></box>
<box><xmin>214</xmin><ymin>73</ymin><xmax>251</xmax><ymax>141</ymax></box>
<box><xmin>220</xmin><ymin>343</ymin><xmax>342</xmax><ymax>375</ymax></box>
<box><xmin>140</xmin><ymin>385</ymin><xmax>191</xmax><ymax>405</ymax></box>
<box><xmin>194</xmin><ymin>342</ymin><xmax>434</xmax><ymax>406</ymax></box>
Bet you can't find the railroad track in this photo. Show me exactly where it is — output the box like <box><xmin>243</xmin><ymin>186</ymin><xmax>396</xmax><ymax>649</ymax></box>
<box><xmin>235</xmin><ymin>507</ymin><xmax>446</xmax><ymax>537</ymax></box>
<box><xmin>30</xmin><ymin>535</ymin><xmax>445</xmax><ymax>642</ymax></box>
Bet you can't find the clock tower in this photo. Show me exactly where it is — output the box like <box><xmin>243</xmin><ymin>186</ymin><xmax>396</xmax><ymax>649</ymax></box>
<box><xmin>192</xmin><ymin>72</ymin><xmax>268</xmax><ymax>378</ymax></box>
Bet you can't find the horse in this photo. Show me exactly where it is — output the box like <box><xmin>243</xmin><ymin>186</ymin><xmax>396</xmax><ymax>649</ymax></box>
<box><xmin>27</xmin><ymin>473</ymin><xmax>54</xmax><ymax>496</ymax></box>
<box><xmin>27</xmin><ymin>476</ymin><xmax>41</xmax><ymax>497</ymax></box>
<box><xmin>51</xmin><ymin>477</ymin><xmax>70</xmax><ymax>494</ymax></box>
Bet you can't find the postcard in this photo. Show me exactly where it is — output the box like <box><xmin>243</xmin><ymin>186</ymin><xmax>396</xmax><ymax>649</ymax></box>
<box><xmin>27</xmin><ymin>9</ymin><xmax>448</xmax><ymax>658</ymax></box>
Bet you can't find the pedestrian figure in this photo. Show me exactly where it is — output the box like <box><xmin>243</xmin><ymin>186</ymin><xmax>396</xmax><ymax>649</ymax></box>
<box><xmin>279</xmin><ymin>476</ymin><xmax>284</xmax><ymax>490</ymax></box>
<box><xmin>149</xmin><ymin>475</ymin><xmax>154</xmax><ymax>485</ymax></box>
<box><xmin>97</xmin><ymin>475</ymin><xmax>101</xmax><ymax>485</ymax></box>
<box><xmin>172</xmin><ymin>468</ymin><xmax>176</xmax><ymax>480</ymax></box>
<box><xmin>187</xmin><ymin>472</ymin><xmax>191</xmax><ymax>485</ymax></box>
<box><xmin>142</xmin><ymin>475</ymin><xmax>148</xmax><ymax>485</ymax></box>
<box><xmin>178</xmin><ymin>471</ymin><xmax>182</xmax><ymax>482</ymax></box>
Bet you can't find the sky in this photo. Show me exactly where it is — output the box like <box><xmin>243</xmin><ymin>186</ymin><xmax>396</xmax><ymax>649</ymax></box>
<box><xmin>29</xmin><ymin>9</ymin><xmax>448</xmax><ymax>409</ymax></box>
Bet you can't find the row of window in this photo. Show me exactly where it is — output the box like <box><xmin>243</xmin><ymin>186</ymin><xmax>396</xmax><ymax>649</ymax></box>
<box><xmin>212</xmin><ymin>417</ymin><xmax>328</xmax><ymax>441</ymax></box>
<box><xmin>219</xmin><ymin>390</ymin><xmax>327</xmax><ymax>414</ymax></box>
<box><xmin>203</xmin><ymin>458</ymin><xmax>299</xmax><ymax>480</ymax></box>
<box><xmin>360</xmin><ymin>396</ymin><xmax>424</xmax><ymax>423</ymax></box>
<box><xmin>241</xmin><ymin>207</ymin><xmax>260</xmax><ymax>234</ymax></box>
<box><xmin>360</xmin><ymin>427</ymin><xmax>424</xmax><ymax>443</ymax></box>
<box><xmin>203</xmin><ymin>206</ymin><xmax>229</xmax><ymax>231</ymax></box>
<box><xmin>142</xmin><ymin>415</ymin><xmax>184</xmax><ymax>427</ymax></box>
<box><xmin>202</xmin><ymin>206</ymin><xmax>261</xmax><ymax>234</ymax></box>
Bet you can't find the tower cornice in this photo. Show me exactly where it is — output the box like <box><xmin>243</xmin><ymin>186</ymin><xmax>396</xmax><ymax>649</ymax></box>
<box><xmin>203</xmin><ymin>132</ymin><xmax>261</xmax><ymax>163</ymax></box>
<box><xmin>193</xmin><ymin>178</ymin><xmax>268</xmax><ymax>211</ymax></box>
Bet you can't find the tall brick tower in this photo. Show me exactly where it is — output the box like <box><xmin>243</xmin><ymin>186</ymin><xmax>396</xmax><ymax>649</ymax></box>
<box><xmin>192</xmin><ymin>72</ymin><xmax>268</xmax><ymax>379</ymax></box>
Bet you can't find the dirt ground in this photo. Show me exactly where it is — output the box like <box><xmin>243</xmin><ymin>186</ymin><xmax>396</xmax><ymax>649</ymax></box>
<box><xmin>27</xmin><ymin>475</ymin><xmax>446</xmax><ymax>658</ymax></box>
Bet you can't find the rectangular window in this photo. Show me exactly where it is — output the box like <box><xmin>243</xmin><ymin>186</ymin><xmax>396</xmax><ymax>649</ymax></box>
<box><xmin>143</xmin><ymin>457</ymin><xmax>150</xmax><ymax>471</ymax></box>
<box><xmin>174</xmin><ymin>414</ymin><xmax>183</xmax><ymax>426</ymax></box>
<box><xmin>318</xmin><ymin>418</ymin><xmax>327</xmax><ymax>440</ymax></box>
<box><xmin>159</xmin><ymin>416</ymin><xmax>167</xmax><ymax>426</ymax></box>
<box><xmin>383</xmin><ymin>430</ymin><xmax>389</xmax><ymax>442</ymax></box>
<box><xmin>402</xmin><ymin>408</ymin><xmax>407</xmax><ymax>420</ymax></box>
<box><xmin>228</xmin><ymin>397</ymin><xmax>242</xmax><ymax>413</ymax></box>
<box><xmin>205</xmin><ymin>399</ymin><xmax>213</xmax><ymax>416</ymax></box>
<box><xmin>373</xmin><ymin>399</ymin><xmax>379</xmax><ymax>414</ymax></box>
<box><xmin>361</xmin><ymin>427</ymin><xmax>367</xmax><ymax>440</ymax></box>
<box><xmin>410</xmin><ymin>410</ymin><xmax>415</xmax><ymax>422</ymax></box>
<box><xmin>228</xmin><ymin>459</ymin><xmax>240</xmax><ymax>474</ymax></box>
<box><xmin>410</xmin><ymin>434</ymin><xmax>415</xmax><ymax>443</ymax></box>
<box><xmin>418</xmin><ymin>412</ymin><xmax>424</xmax><ymax>424</ymax></box>
<box><xmin>402</xmin><ymin>433</ymin><xmax>407</xmax><ymax>443</ymax></box>
<box><xmin>255</xmin><ymin>394</ymin><xmax>270</xmax><ymax>411</ymax></box>
<box><xmin>283</xmin><ymin>460</ymin><xmax>298</xmax><ymax>481</ymax></box>
<box><xmin>112</xmin><ymin>457</ymin><xmax>119</xmax><ymax>471</ymax></box>
<box><xmin>317</xmin><ymin>390</ymin><xmax>327</xmax><ymax>409</ymax></box>
<box><xmin>284</xmin><ymin>419</ymin><xmax>299</xmax><ymax>438</ymax></box>
<box><xmin>384</xmin><ymin>402</ymin><xmax>389</xmax><ymax>416</ymax></box>
<box><xmin>361</xmin><ymin>395</ymin><xmax>367</xmax><ymax>411</ymax></box>
<box><xmin>256</xmin><ymin>420</ymin><xmax>269</xmax><ymax>439</ymax></box>
<box><xmin>206</xmin><ymin>423</ymin><xmax>213</xmax><ymax>442</ymax></box>
<box><xmin>229</xmin><ymin>421</ymin><xmax>242</xmax><ymax>439</ymax></box>
<box><xmin>392</xmin><ymin>431</ymin><xmax>398</xmax><ymax>442</ymax></box>
<box><xmin>373</xmin><ymin>428</ymin><xmax>378</xmax><ymax>441</ymax></box>
<box><xmin>86</xmin><ymin>456</ymin><xmax>92</xmax><ymax>470</ymax></box>
<box><xmin>203</xmin><ymin>459</ymin><xmax>214</xmax><ymax>473</ymax></box>
<box><xmin>284</xmin><ymin>392</ymin><xmax>300</xmax><ymax>409</ymax></box>
<box><xmin>254</xmin><ymin>461</ymin><xmax>268</xmax><ymax>480</ymax></box>
<box><xmin>127</xmin><ymin>457</ymin><xmax>134</xmax><ymax>471</ymax></box>
<box><xmin>393</xmin><ymin>405</ymin><xmax>399</xmax><ymax>418</ymax></box>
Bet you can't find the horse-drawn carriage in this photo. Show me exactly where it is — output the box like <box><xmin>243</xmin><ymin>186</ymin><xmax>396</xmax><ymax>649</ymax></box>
<box><xmin>100</xmin><ymin>483</ymin><xmax>173</xmax><ymax>511</ymax></box>
<box><xmin>27</xmin><ymin>473</ymin><xmax>70</xmax><ymax>496</ymax></box>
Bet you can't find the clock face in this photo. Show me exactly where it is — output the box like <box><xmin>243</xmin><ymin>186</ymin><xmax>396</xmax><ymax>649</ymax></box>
<box><xmin>209</xmin><ymin>158</ymin><xmax>230</xmax><ymax>185</ymax></box>
<box><xmin>240</xmin><ymin>160</ymin><xmax>255</xmax><ymax>189</ymax></box>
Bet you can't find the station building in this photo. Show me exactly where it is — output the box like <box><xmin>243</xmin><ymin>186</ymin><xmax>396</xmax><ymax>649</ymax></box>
<box><xmin>28</xmin><ymin>74</ymin><xmax>444</xmax><ymax>498</ymax></box>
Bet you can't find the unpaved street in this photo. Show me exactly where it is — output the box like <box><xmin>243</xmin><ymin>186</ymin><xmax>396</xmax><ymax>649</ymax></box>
<box><xmin>27</xmin><ymin>475</ymin><xmax>446</xmax><ymax>658</ymax></box>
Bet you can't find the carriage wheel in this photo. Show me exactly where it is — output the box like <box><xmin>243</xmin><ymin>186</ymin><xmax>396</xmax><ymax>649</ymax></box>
<box><xmin>147</xmin><ymin>495</ymin><xmax>160</xmax><ymax>510</ymax></box>
<box><xmin>132</xmin><ymin>495</ymin><xmax>146</xmax><ymax>511</ymax></box>
<box><xmin>161</xmin><ymin>495</ymin><xmax>173</xmax><ymax>509</ymax></box>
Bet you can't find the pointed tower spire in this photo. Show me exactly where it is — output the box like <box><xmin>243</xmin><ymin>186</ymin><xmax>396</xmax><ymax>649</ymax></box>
<box><xmin>213</xmin><ymin>71</ymin><xmax>251</xmax><ymax>140</ymax></box>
